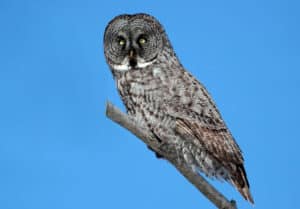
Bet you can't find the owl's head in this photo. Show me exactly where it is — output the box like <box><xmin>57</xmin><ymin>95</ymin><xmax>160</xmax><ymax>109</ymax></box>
<box><xmin>104</xmin><ymin>13</ymin><xmax>167</xmax><ymax>72</ymax></box>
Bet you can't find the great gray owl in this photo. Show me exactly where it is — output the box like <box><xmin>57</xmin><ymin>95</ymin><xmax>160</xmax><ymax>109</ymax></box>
<box><xmin>103</xmin><ymin>13</ymin><xmax>254</xmax><ymax>203</ymax></box>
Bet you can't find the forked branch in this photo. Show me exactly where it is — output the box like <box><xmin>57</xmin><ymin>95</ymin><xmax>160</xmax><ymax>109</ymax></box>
<box><xmin>105</xmin><ymin>101</ymin><xmax>237</xmax><ymax>209</ymax></box>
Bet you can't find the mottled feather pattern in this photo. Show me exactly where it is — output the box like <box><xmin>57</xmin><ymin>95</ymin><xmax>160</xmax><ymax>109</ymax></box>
<box><xmin>104</xmin><ymin>13</ymin><xmax>254</xmax><ymax>203</ymax></box>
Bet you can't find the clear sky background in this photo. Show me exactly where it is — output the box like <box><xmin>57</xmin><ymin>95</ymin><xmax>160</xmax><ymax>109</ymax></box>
<box><xmin>0</xmin><ymin>1</ymin><xmax>299</xmax><ymax>209</ymax></box>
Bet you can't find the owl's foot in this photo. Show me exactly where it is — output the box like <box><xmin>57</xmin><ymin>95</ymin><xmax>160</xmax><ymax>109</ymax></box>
<box><xmin>221</xmin><ymin>200</ymin><xmax>237</xmax><ymax>209</ymax></box>
<box><xmin>147</xmin><ymin>146</ymin><xmax>164</xmax><ymax>159</ymax></box>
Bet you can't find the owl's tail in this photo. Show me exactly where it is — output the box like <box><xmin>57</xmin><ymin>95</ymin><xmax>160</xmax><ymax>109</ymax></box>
<box><xmin>230</xmin><ymin>165</ymin><xmax>254</xmax><ymax>204</ymax></box>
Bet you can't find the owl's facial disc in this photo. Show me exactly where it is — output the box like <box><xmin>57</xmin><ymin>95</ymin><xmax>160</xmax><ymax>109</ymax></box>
<box><xmin>111</xmin><ymin>35</ymin><xmax>157</xmax><ymax>71</ymax></box>
<box><xmin>104</xmin><ymin>14</ymin><xmax>164</xmax><ymax>72</ymax></box>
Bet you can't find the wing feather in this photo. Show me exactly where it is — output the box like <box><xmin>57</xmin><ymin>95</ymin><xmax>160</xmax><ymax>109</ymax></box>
<box><xmin>163</xmin><ymin>72</ymin><xmax>254</xmax><ymax>202</ymax></box>
<box><xmin>175</xmin><ymin>116</ymin><xmax>253</xmax><ymax>203</ymax></box>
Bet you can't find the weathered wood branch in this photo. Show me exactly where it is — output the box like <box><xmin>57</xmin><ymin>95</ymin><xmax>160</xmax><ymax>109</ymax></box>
<box><xmin>106</xmin><ymin>101</ymin><xmax>237</xmax><ymax>209</ymax></box>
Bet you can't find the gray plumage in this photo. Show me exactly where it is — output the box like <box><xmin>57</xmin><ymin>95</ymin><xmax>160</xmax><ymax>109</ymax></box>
<box><xmin>103</xmin><ymin>13</ymin><xmax>254</xmax><ymax>203</ymax></box>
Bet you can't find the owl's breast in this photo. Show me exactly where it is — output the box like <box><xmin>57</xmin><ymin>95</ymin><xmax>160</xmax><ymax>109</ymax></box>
<box><xmin>117</xmin><ymin>68</ymin><xmax>169</xmax><ymax>103</ymax></box>
<box><xmin>116</xmin><ymin>68</ymin><xmax>173</xmax><ymax>129</ymax></box>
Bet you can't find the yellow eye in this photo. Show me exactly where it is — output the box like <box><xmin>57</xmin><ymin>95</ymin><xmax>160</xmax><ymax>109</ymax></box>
<box><xmin>119</xmin><ymin>39</ymin><xmax>125</xmax><ymax>46</ymax></box>
<box><xmin>139</xmin><ymin>37</ymin><xmax>146</xmax><ymax>45</ymax></box>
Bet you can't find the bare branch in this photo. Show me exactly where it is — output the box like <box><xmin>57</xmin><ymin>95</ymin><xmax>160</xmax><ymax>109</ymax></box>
<box><xmin>106</xmin><ymin>101</ymin><xmax>237</xmax><ymax>209</ymax></box>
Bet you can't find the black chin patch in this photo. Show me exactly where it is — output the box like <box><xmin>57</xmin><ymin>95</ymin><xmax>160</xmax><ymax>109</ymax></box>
<box><xmin>129</xmin><ymin>58</ymin><xmax>137</xmax><ymax>68</ymax></box>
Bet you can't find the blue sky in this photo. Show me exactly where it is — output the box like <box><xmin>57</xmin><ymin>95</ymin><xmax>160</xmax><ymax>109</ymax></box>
<box><xmin>0</xmin><ymin>0</ymin><xmax>299</xmax><ymax>209</ymax></box>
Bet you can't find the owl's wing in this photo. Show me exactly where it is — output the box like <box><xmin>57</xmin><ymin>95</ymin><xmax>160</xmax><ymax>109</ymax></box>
<box><xmin>174</xmin><ymin>114</ymin><xmax>253</xmax><ymax>203</ymax></box>
<box><xmin>175</xmin><ymin>116</ymin><xmax>243</xmax><ymax>165</ymax></box>
<box><xmin>163</xmin><ymin>78</ymin><xmax>253</xmax><ymax>203</ymax></box>
<box><xmin>164</xmin><ymin>81</ymin><xmax>244</xmax><ymax>167</ymax></box>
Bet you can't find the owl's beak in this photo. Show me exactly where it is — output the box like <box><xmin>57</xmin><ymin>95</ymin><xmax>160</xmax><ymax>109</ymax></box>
<box><xmin>128</xmin><ymin>49</ymin><xmax>137</xmax><ymax>67</ymax></box>
<box><xmin>129</xmin><ymin>49</ymin><xmax>135</xmax><ymax>58</ymax></box>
